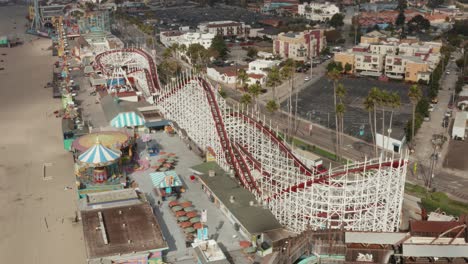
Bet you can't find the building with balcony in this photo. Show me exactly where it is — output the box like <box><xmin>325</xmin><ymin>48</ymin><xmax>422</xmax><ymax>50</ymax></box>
<box><xmin>198</xmin><ymin>21</ymin><xmax>251</xmax><ymax>38</ymax></box>
<box><xmin>354</xmin><ymin>52</ymin><xmax>385</xmax><ymax>76</ymax></box>
<box><xmin>297</xmin><ymin>2</ymin><xmax>340</xmax><ymax>22</ymax></box>
<box><xmin>273</xmin><ymin>30</ymin><xmax>326</xmax><ymax>61</ymax></box>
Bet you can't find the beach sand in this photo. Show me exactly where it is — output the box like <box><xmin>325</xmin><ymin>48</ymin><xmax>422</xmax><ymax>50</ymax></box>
<box><xmin>0</xmin><ymin>5</ymin><xmax>86</xmax><ymax>263</ymax></box>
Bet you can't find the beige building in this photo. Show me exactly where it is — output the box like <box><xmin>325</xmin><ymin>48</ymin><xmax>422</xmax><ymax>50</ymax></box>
<box><xmin>273</xmin><ymin>30</ymin><xmax>326</xmax><ymax>61</ymax></box>
<box><xmin>334</xmin><ymin>52</ymin><xmax>354</xmax><ymax>73</ymax></box>
<box><xmin>198</xmin><ymin>21</ymin><xmax>251</xmax><ymax>38</ymax></box>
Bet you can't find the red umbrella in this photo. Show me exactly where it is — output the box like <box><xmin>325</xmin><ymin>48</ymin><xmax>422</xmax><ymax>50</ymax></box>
<box><xmin>175</xmin><ymin>211</ymin><xmax>186</xmax><ymax>217</ymax></box>
<box><xmin>157</xmin><ymin>158</ymin><xmax>166</xmax><ymax>163</ymax></box>
<box><xmin>168</xmin><ymin>153</ymin><xmax>176</xmax><ymax>156</ymax></box>
<box><xmin>186</xmin><ymin>211</ymin><xmax>198</xmax><ymax>218</ymax></box>
<box><xmin>179</xmin><ymin>221</ymin><xmax>192</xmax><ymax>228</ymax></box>
<box><xmin>193</xmin><ymin>222</ymin><xmax>203</xmax><ymax>229</ymax></box>
<box><xmin>169</xmin><ymin>201</ymin><xmax>179</xmax><ymax>207</ymax></box>
<box><xmin>239</xmin><ymin>241</ymin><xmax>252</xmax><ymax>248</ymax></box>
<box><xmin>159</xmin><ymin>151</ymin><xmax>167</xmax><ymax>155</ymax></box>
<box><xmin>164</xmin><ymin>163</ymin><xmax>172</xmax><ymax>168</ymax></box>
<box><xmin>181</xmin><ymin>201</ymin><xmax>192</xmax><ymax>208</ymax></box>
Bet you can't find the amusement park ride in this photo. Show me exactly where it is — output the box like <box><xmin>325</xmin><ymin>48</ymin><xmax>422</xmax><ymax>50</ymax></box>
<box><xmin>95</xmin><ymin>47</ymin><xmax>409</xmax><ymax>233</ymax></box>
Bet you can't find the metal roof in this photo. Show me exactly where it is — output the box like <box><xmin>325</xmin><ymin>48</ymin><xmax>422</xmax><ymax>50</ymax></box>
<box><xmin>345</xmin><ymin>232</ymin><xmax>410</xmax><ymax>245</ymax></box>
<box><xmin>402</xmin><ymin>243</ymin><xmax>468</xmax><ymax>257</ymax></box>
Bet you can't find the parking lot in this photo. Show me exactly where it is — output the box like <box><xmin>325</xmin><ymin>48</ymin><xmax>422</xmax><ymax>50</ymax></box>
<box><xmin>152</xmin><ymin>6</ymin><xmax>276</xmax><ymax>28</ymax></box>
<box><xmin>283</xmin><ymin>76</ymin><xmax>415</xmax><ymax>142</ymax></box>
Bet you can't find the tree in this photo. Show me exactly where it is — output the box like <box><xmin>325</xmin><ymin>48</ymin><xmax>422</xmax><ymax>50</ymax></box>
<box><xmin>240</xmin><ymin>94</ymin><xmax>252</xmax><ymax>105</ymax></box>
<box><xmin>363</xmin><ymin>96</ymin><xmax>377</xmax><ymax>156</ymax></box>
<box><xmin>385</xmin><ymin>92</ymin><xmax>401</xmax><ymax>154</ymax></box>
<box><xmin>266</xmin><ymin>66</ymin><xmax>282</xmax><ymax>100</ymax></box>
<box><xmin>329</xmin><ymin>13</ymin><xmax>345</xmax><ymax>28</ymax></box>
<box><xmin>248</xmin><ymin>83</ymin><xmax>262</xmax><ymax>111</ymax></box>
<box><xmin>408</xmin><ymin>84</ymin><xmax>422</xmax><ymax>142</ymax></box>
<box><xmin>266</xmin><ymin>100</ymin><xmax>279</xmax><ymax>113</ymax></box>
<box><xmin>336</xmin><ymin>83</ymin><xmax>346</xmax><ymax>159</ymax></box>
<box><xmin>187</xmin><ymin>43</ymin><xmax>209</xmax><ymax>68</ymax></box>
<box><xmin>407</xmin><ymin>15</ymin><xmax>430</xmax><ymax>33</ymax></box>
<box><xmin>210</xmin><ymin>35</ymin><xmax>229</xmax><ymax>59</ymax></box>
<box><xmin>395</xmin><ymin>12</ymin><xmax>406</xmax><ymax>28</ymax></box>
<box><xmin>247</xmin><ymin>47</ymin><xmax>258</xmax><ymax>59</ymax></box>
<box><xmin>344</xmin><ymin>63</ymin><xmax>352</xmax><ymax>74</ymax></box>
<box><xmin>396</xmin><ymin>0</ymin><xmax>407</xmax><ymax>11</ymax></box>
<box><xmin>304</xmin><ymin>5</ymin><xmax>312</xmax><ymax>13</ymax></box>
<box><xmin>237</xmin><ymin>69</ymin><xmax>249</xmax><ymax>90</ymax></box>
<box><xmin>327</xmin><ymin>69</ymin><xmax>342</xmax><ymax>159</ymax></box>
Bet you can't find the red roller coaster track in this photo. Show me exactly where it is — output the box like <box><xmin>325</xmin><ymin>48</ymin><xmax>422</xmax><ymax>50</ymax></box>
<box><xmin>96</xmin><ymin>49</ymin><xmax>406</xmax><ymax>204</ymax></box>
<box><xmin>95</xmin><ymin>48</ymin><xmax>160</xmax><ymax>93</ymax></box>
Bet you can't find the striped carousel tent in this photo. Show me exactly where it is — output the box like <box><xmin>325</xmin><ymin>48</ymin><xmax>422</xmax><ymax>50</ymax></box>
<box><xmin>110</xmin><ymin>111</ymin><xmax>145</xmax><ymax>128</ymax></box>
<box><xmin>78</xmin><ymin>140</ymin><xmax>122</xmax><ymax>167</ymax></box>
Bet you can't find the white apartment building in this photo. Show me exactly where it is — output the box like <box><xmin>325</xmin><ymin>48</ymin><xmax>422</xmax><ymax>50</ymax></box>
<box><xmin>160</xmin><ymin>31</ymin><xmax>216</xmax><ymax>49</ymax></box>
<box><xmin>354</xmin><ymin>52</ymin><xmax>385</xmax><ymax>76</ymax></box>
<box><xmin>298</xmin><ymin>2</ymin><xmax>340</xmax><ymax>22</ymax></box>
<box><xmin>369</xmin><ymin>44</ymin><xmax>398</xmax><ymax>55</ymax></box>
<box><xmin>198</xmin><ymin>21</ymin><xmax>251</xmax><ymax>38</ymax></box>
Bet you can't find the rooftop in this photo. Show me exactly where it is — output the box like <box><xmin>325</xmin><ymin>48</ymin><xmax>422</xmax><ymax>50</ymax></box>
<box><xmin>191</xmin><ymin>162</ymin><xmax>282</xmax><ymax>235</ymax></box>
<box><xmin>81</xmin><ymin>203</ymin><xmax>167</xmax><ymax>259</ymax></box>
<box><xmin>192</xmin><ymin>240</ymin><xmax>229</xmax><ymax>264</ymax></box>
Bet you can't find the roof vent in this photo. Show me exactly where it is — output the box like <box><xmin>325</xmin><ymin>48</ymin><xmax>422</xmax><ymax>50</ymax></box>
<box><xmin>118</xmin><ymin>210</ymin><xmax>122</xmax><ymax>215</ymax></box>
<box><xmin>249</xmin><ymin>201</ymin><xmax>255</xmax><ymax>206</ymax></box>
<box><xmin>122</xmin><ymin>223</ymin><xmax>126</xmax><ymax>228</ymax></box>
<box><xmin>128</xmin><ymin>240</ymin><xmax>132</xmax><ymax>244</ymax></box>
<box><xmin>229</xmin><ymin>196</ymin><xmax>235</xmax><ymax>203</ymax></box>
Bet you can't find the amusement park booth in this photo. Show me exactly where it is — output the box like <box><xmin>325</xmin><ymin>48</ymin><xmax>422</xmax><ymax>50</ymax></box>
<box><xmin>149</xmin><ymin>170</ymin><xmax>184</xmax><ymax>200</ymax></box>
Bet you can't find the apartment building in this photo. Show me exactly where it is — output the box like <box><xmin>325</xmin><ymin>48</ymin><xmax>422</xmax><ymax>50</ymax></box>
<box><xmin>198</xmin><ymin>21</ymin><xmax>251</xmax><ymax>38</ymax></box>
<box><xmin>297</xmin><ymin>2</ymin><xmax>340</xmax><ymax>22</ymax></box>
<box><xmin>334</xmin><ymin>35</ymin><xmax>442</xmax><ymax>82</ymax></box>
<box><xmin>273</xmin><ymin>29</ymin><xmax>326</xmax><ymax>61</ymax></box>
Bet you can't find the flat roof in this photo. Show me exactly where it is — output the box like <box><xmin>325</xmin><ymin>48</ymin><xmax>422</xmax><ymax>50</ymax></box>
<box><xmin>86</xmin><ymin>189</ymin><xmax>139</xmax><ymax>205</ymax></box>
<box><xmin>402</xmin><ymin>243</ymin><xmax>468</xmax><ymax>257</ymax></box>
<box><xmin>345</xmin><ymin>232</ymin><xmax>409</xmax><ymax>245</ymax></box>
<box><xmin>191</xmin><ymin>162</ymin><xmax>282</xmax><ymax>235</ymax></box>
<box><xmin>81</xmin><ymin>203</ymin><xmax>167</xmax><ymax>259</ymax></box>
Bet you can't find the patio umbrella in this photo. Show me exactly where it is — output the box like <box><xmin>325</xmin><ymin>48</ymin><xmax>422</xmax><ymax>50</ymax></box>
<box><xmin>159</xmin><ymin>151</ymin><xmax>167</xmax><ymax>155</ymax></box>
<box><xmin>159</xmin><ymin>167</ymin><xmax>168</xmax><ymax>172</ymax></box>
<box><xmin>110</xmin><ymin>111</ymin><xmax>145</xmax><ymax>128</ymax></box>
<box><xmin>157</xmin><ymin>158</ymin><xmax>166</xmax><ymax>163</ymax></box>
<box><xmin>166</xmin><ymin>160</ymin><xmax>175</xmax><ymax>164</ymax></box>
<box><xmin>168</xmin><ymin>201</ymin><xmax>179</xmax><ymax>207</ymax></box>
<box><xmin>184</xmin><ymin>227</ymin><xmax>196</xmax><ymax>233</ymax></box>
<box><xmin>78</xmin><ymin>139</ymin><xmax>121</xmax><ymax>167</ymax></box>
<box><xmin>180</xmin><ymin>221</ymin><xmax>192</xmax><ymax>228</ymax></box>
<box><xmin>186</xmin><ymin>211</ymin><xmax>198</xmax><ymax>218</ymax></box>
<box><xmin>166</xmin><ymin>196</ymin><xmax>177</xmax><ymax>201</ymax></box>
<box><xmin>177</xmin><ymin>216</ymin><xmax>189</xmax><ymax>222</ymax></box>
<box><xmin>180</xmin><ymin>202</ymin><xmax>192</xmax><ymax>208</ymax></box>
<box><xmin>163</xmin><ymin>163</ymin><xmax>172</xmax><ymax>168</ymax></box>
<box><xmin>171</xmin><ymin>206</ymin><xmax>183</xmax><ymax>212</ymax></box>
<box><xmin>193</xmin><ymin>222</ymin><xmax>203</xmax><ymax>229</ymax></box>
<box><xmin>189</xmin><ymin>217</ymin><xmax>200</xmax><ymax>223</ymax></box>
<box><xmin>175</xmin><ymin>211</ymin><xmax>186</xmax><ymax>217</ymax></box>
<box><xmin>168</xmin><ymin>153</ymin><xmax>176</xmax><ymax>156</ymax></box>
<box><xmin>184</xmin><ymin>206</ymin><xmax>195</xmax><ymax>212</ymax></box>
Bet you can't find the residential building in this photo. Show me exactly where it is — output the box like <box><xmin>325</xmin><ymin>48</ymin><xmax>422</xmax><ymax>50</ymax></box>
<box><xmin>247</xmin><ymin>59</ymin><xmax>281</xmax><ymax>75</ymax></box>
<box><xmin>160</xmin><ymin>31</ymin><xmax>215</xmax><ymax>49</ymax></box>
<box><xmin>334</xmin><ymin>35</ymin><xmax>442</xmax><ymax>82</ymax></box>
<box><xmin>207</xmin><ymin>66</ymin><xmax>267</xmax><ymax>86</ymax></box>
<box><xmin>273</xmin><ymin>29</ymin><xmax>326</xmax><ymax>61</ymax></box>
<box><xmin>198</xmin><ymin>21</ymin><xmax>251</xmax><ymax>38</ymax></box>
<box><xmin>297</xmin><ymin>2</ymin><xmax>340</xmax><ymax>22</ymax></box>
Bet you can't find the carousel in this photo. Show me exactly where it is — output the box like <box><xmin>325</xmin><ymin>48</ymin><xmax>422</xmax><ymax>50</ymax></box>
<box><xmin>75</xmin><ymin>139</ymin><xmax>124</xmax><ymax>189</ymax></box>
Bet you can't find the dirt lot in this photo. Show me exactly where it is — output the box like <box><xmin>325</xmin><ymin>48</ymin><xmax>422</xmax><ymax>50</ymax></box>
<box><xmin>443</xmin><ymin>139</ymin><xmax>468</xmax><ymax>171</ymax></box>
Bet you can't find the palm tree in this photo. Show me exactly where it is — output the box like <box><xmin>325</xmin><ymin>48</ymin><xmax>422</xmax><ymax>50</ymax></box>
<box><xmin>266</xmin><ymin>100</ymin><xmax>279</xmax><ymax>113</ymax></box>
<box><xmin>386</xmin><ymin>92</ymin><xmax>401</xmax><ymax>154</ymax></box>
<box><xmin>327</xmin><ymin>69</ymin><xmax>341</xmax><ymax>159</ymax></box>
<box><xmin>237</xmin><ymin>69</ymin><xmax>249</xmax><ymax>90</ymax></box>
<box><xmin>408</xmin><ymin>84</ymin><xmax>422</xmax><ymax>142</ymax></box>
<box><xmin>240</xmin><ymin>93</ymin><xmax>252</xmax><ymax>105</ymax></box>
<box><xmin>367</xmin><ymin>87</ymin><xmax>381</xmax><ymax>157</ymax></box>
<box><xmin>363</xmin><ymin>96</ymin><xmax>377</xmax><ymax>157</ymax></box>
<box><xmin>336</xmin><ymin>83</ymin><xmax>346</xmax><ymax>159</ymax></box>
<box><xmin>266</xmin><ymin>67</ymin><xmax>281</xmax><ymax>100</ymax></box>
<box><xmin>248</xmin><ymin>83</ymin><xmax>262</xmax><ymax>112</ymax></box>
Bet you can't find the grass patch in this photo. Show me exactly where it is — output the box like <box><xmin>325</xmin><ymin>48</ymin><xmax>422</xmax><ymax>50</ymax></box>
<box><xmin>276</xmin><ymin>132</ymin><xmax>337</xmax><ymax>161</ymax></box>
<box><xmin>405</xmin><ymin>183</ymin><xmax>468</xmax><ymax>216</ymax></box>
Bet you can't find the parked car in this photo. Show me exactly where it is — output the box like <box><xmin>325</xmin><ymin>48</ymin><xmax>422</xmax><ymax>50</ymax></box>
<box><xmin>446</xmin><ymin>71</ymin><xmax>450</xmax><ymax>75</ymax></box>
<box><xmin>304</xmin><ymin>76</ymin><xmax>310</xmax><ymax>81</ymax></box>
<box><xmin>431</xmin><ymin>98</ymin><xmax>438</xmax><ymax>104</ymax></box>
<box><xmin>428</xmin><ymin>105</ymin><xmax>435</xmax><ymax>112</ymax></box>
<box><xmin>424</xmin><ymin>116</ymin><xmax>431</xmax><ymax>122</ymax></box>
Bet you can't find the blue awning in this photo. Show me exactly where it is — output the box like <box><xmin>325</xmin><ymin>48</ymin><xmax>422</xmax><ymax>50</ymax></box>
<box><xmin>145</xmin><ymin>120</ymin><xmax>170</xmax><ymax>128</ymax></box>
<box><xmin>149</xmin><ymin>170</ymin><xmax>183</xmax><ymax>189</ymax></box>
<box><xmin>78</xmin><ymin>141</ymin><xmax>121</xmax><ymax>166</ymax></box>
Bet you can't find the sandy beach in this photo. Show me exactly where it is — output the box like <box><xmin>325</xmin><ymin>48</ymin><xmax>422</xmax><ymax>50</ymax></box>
<box><xmin>0</xmin><ymin>5</ymin><xmax>86</xmax><ymax>263</ymax></box>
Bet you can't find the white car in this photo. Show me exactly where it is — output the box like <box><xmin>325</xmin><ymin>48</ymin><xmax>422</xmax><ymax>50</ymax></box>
<box><xmin>446</xmin><ymin>71</ymin><xmax>450</xmax><ymax>75</ymax></box>
<box><xmin>304</xmin><ymin>77</ymin><xmax>310</xmax><ymax>81</ymax></box>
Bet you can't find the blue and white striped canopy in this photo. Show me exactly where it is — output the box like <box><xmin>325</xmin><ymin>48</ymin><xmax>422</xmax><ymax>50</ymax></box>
<box><xmin>78</xmin><ymin>142</ymin><xmax>121</xmax><ymax>166</ymax></box>
<box><xmin>111</xmin><ymin>112</ymin><xmax>145</xmax><ymax>128</ymax></box>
